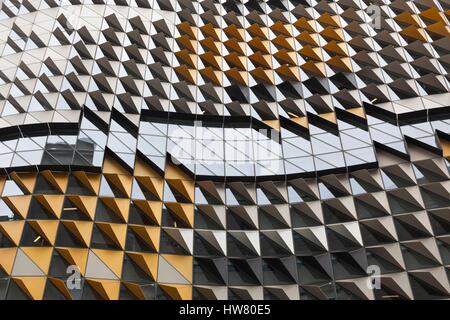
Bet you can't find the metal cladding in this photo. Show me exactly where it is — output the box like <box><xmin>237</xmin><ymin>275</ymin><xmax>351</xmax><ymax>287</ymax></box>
<box><xmin>0</xmin><ymin>0</ymin><xmax>449</xmax><ymax>300</ymax></box>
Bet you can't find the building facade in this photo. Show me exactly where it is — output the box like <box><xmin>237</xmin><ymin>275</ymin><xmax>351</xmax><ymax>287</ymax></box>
<box><xmin>0</xmin><ymin>0</ymin><xmax>449</xmax><ymax>299</ymax></box>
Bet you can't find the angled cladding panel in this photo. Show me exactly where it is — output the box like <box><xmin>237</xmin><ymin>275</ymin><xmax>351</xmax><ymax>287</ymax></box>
<box><xmin>0</xmin><ymin>0</ymin><xmax>449</xmax><ymax>300</ymax></box>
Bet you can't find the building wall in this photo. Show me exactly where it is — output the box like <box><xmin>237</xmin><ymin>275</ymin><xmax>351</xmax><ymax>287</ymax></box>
<box><xmin>0</xmin><ymin>0</ymin><xmax>449</xmax><ymax>299</ymax></box>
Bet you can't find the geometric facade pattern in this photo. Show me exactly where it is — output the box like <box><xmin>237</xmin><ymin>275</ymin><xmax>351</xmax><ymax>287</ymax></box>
<box><xmin>0</xmin><ymin>0</ymin><xmax>449</xmax><ymax>299</ymax></box>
